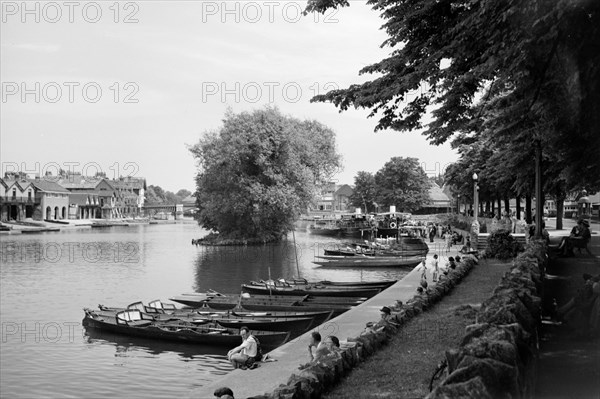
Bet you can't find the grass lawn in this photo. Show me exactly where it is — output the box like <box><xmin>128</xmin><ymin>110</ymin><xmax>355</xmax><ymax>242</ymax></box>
<box><xmin>324</xmin><ymin>258</ymin><xmax>512</xmax><ymax>399</ymax></box>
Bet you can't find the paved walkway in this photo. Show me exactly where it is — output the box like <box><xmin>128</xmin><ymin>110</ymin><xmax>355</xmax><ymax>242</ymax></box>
<box><xmin>195</xmin><ymin>241</ymin><xmax>462</xmax><ymax>399</ymax></box>
<box><xmin>535</xmin><ymin>229</ymin><xmax>599</xmax><ymax>398</ymax></box>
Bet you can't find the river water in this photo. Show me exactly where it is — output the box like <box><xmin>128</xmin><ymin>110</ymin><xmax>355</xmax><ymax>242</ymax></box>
<box><xmin>0</xmin><ymin>222</ymin><xmax>413</xmax><ymax>399</ymax></box>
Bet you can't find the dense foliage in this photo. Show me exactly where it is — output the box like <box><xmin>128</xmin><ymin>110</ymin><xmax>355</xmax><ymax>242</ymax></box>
<box><xmin>189</xmin><ymin>107</ymin><xmax>341</xmax><ymax>241</ymax></box>
<box><xmin>350</xmin><ymin>158</ymin><xmax>431</xmax><ymax>213</ymax></box>
<box><xmin>483</xmin><ymin>230</ymin><xmax>524</xmax><ymax>260</ymax></box>
<box><xmin>305</xmin><ymin>0</ymin><xmax>600</xmax><ymax>227</ymax></box>
<box><xmin>349</xmin><ymin>171</ymin><xmax>377</xmax><ymax>213</ymax></box>
<box><xmin>374</xmin><ymin>157</ymin><xmax>431</xmax><ymax>212</ymax></box>
<box><xmin>145</xmin><ymin>186</ymin><xmax>191</xmax><ymax>205</ymax></box>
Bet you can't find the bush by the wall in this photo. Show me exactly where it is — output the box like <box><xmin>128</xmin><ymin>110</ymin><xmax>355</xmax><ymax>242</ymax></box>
<box><xmin>483</xmin><ymin>229</ymin><xmax>524</xmax><ymax>259</ymax></box>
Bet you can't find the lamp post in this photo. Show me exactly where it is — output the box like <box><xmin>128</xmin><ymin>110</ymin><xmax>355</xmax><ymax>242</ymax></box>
<box><xmin>457</xmin><ymin>194</ymin><xmax>461</xmax><ymax>214</ymax></box>
<box><xmin>471</xmin><ymin>173</ymin><xmax>480</xmax><ymax>250</ymax></box>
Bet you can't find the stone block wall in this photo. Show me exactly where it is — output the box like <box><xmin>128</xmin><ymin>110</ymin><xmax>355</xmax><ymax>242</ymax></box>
<box><xmin>248</xmin><ymin>256</ymin><xmax>479</xmax><ymax>399</ymax></box>
<box><xmin>426</xmin><ymin>240</ymin><xmax>546</xmax><ymax>399</ymax></box>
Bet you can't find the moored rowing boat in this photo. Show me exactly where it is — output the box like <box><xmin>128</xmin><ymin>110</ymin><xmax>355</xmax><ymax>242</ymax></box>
<box><xmin>82</xmin><ymin>308</ymin><xmax>291</xmax><ymax>348</ymax></box>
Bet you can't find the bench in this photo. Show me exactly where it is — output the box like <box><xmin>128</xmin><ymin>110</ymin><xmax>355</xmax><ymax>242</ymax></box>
<box><xmin>569</xmin><ymin>236</ymin><xmax>592</xmax><ymax>256</ymax></box>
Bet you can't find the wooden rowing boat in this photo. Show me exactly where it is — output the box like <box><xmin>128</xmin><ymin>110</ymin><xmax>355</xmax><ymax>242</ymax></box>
<box><xmin>313</xmin><ymin>255</ymin><xmax>424</xmax><ymax>268</ymax></box>
<box><xmin>169</xmin><ymin>293</ymin><xmax>362</xmax><ymax>311</ymax></box>
<box><xmin>98</xmin><ymin>301</ymin><xmax>336</xmax><ymax>329</ymax></box>
<box><xmin>82</xmin><ymin>308</ymin><xmax>291</xmax><ymax>348</ymax></box>
<box><xmin>281</xmin><ymin>278</ymin><xmax>397</xmax><ymax>288</ymax></box>
<box><xmin>240</xmin><ymin>284</ymin><xmax>381</xmax><ymax>298</ymax></box>
<box><xmin>92</xmin><ymin>306</ymin><xmax>316</xmax><ymax>334</ymax></box>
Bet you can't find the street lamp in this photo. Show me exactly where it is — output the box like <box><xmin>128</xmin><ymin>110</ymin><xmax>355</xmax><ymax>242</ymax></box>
<box><xmin>471</xmin><ymin>172</ymin><xmax>480</xmax><ymax>250</ymax></box>
<box><xmin>473</xmin><ymin>173</ymin><xmax>479</xmax><ymax>219</ymax></box>
<box><xmin>457</xmin><ymin>194</ymin><xmax>461</xmax><ymax>214</ymax></box>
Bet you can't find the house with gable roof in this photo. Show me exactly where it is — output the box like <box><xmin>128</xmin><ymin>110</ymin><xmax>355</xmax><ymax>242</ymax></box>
<box><xmin>0</xmin><ymin>175</ymin><xmax>36</xmax><ymax>221</ymax></box>
<box><xmin>110</xmin><ymin>176</ymin><xmax>146</xmax><ymax>217</ymax></box>
<box><xmin>413</xmin><ymin>182</ymin><xmax>452</xmax><ymax>214</ymax></box>
<box><xmin>54</xmin><ymin>173</ymin><xmax>118</xmax><ymax>219</ymax></box>
<box><xmin>29</xmin><ymin>178</ymin><xmax>71</xmax><ymax>220</ymax></box>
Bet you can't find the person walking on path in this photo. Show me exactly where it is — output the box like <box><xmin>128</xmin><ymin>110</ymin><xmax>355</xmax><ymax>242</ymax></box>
<box><xmin>431</xmin><ymin>254</ymin><xmax>439</xmax><ymax>282</ymax></box>
<box><xmin>445</xmin><ymin>233</ymin><xmax>452</xmax><ymax>253</ymax></box>
<box><xmin>419</xmin><ymin>259</ymin><xmax>428</xmax><ymax>282</ymax></box>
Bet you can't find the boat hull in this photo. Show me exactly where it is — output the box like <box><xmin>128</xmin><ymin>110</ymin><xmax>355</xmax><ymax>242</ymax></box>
<box><xmin>313</xmin><ymin>256</ymin><xmax>424</xmax><ymax>268</ymax></box>
<box><xmin>82</xmin><ymin>311</ymin><xmax>290</xmax><ymax>348</ymax></box>
<box><xmin>240</xmin><ymin>284</ymin><xmax>381</xmax><ymax>298</ymax></box>
<box><xmin>93</xmin><ymin>307</ymin><xmax>315</xmax><ymax>335</ymax></box>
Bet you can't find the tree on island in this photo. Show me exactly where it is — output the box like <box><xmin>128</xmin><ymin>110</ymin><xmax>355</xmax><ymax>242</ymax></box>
<box><xmin>189</xmin><ymin>107</ymin><xmax>341</xmax><ymax>243</ymax></box>
<box><xmin>374</xmin><ymin>157</ymin><xmax>431</xmax><ymax>212</ymax></box>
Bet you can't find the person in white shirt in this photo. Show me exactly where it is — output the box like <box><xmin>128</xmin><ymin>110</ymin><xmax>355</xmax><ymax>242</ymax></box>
<box><xmin>227</xmin><ymin>326</ymin><xmax>257</xmax><ymax>369</ymax></box>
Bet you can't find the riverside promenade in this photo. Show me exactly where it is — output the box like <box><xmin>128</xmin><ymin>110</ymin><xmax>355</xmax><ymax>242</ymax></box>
<box><xmin>196</xmin><ymin>242</ymin><xmax>461</xmax><ymax>399</ymax></box>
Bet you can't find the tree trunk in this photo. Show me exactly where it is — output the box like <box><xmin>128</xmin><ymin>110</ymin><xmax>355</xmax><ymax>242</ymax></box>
<box><xmin>556</xmin><ymin>197</ymin><xmax>564</xmax><ymax>230</ymax></box>
<box><xmin>526</xmin><ymin>194</ymin><xmax>532</xmax><ymax>224</ymax></box>
<box><xmin>504</xmin><ymin>197</ymin><xmax>510</xmax><ymax>213</ymax></box>
<box><xmin>516</xmin><ymin>195</ymin><xmax>521</xmax><ymax>219</ymax></box>
<box><xmin>497</xmin><ymin>197</ymin><xmax>502</xmax><ymax>218</ymax></box>
<box><xmin>491</xmin><ymin>200</ymin><xmax>495</xmax><ymax>217</ymax></box>
<box><xmin>485</xmin><ymin>200</ymin><xmax>490</xmax><ymax>215</ymax></box>
<box><xmin>535</xmin><ymin>141</ymin><xmax>543</xmax><ymax>237</ymax></box>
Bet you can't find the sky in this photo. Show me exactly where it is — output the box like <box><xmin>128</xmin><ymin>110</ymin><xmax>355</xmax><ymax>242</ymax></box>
<box><xmin>1</xmin><ymin>1</ymin><xmax>457</xmax><ymax>192</ymax></box>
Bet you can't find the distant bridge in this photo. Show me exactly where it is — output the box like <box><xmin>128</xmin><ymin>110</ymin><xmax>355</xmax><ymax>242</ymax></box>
<box><xmin>142</xmin><ymin>203</ymin><xmax>183</xmax><ymax>215</ymax></box>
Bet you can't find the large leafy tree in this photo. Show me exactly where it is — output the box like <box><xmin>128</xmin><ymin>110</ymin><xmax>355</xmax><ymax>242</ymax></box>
<box><xmin>374</xmin><ymin>157</ymin><xmax>430</xmax><ymax>212</ymax></box>
<box><xmin>305</xmin><ymin>0</ymin><xmax>600</xmax><ymax>193</ymax></box>
<box><xmin>189</xmin><ymin>107</ymin><xmax>341</xmax><ymax>241</ymax></box>
<box><xmin>349</xmin><ymin>171</ymin><xmax>377</xmax><ymax>213</ymax></box>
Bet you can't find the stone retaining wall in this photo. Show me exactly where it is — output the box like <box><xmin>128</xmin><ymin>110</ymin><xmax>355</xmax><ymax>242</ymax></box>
<box><xmin>426</xmin><ymin>240</ymin><xmax>547</xmax><ymax>399</ymax></box>
<box><xmin>248</xmin><ymin>257</ymin><xmax>479</xmax><ymax>399</ymax></box>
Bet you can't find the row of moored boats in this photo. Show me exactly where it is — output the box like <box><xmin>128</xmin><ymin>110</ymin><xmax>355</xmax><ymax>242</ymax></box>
<box><xmin>83</xmin><ymin>278</ymin><xmax>397</xmax><ymax>350</ymax></box>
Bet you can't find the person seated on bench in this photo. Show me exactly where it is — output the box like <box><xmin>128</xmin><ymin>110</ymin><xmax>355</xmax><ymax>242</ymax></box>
<box><xmin>558</xmin><ymin>219</ymin><xmax>591</xmax><ymax>256</ymax></box>
<box><xmin>557</xmin><ymin>273</ymin><xmax>596</xmax><ymax>327</ymax></box>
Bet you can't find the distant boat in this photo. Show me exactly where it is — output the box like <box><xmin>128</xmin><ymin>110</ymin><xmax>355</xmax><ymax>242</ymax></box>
<box><xmin>274</xmin><ymin>278</ymin><xmax>397</xmax><ymax>288</ymax></box>
<box><xmin>307</xmin><ymin>218</ymin><xmax>342</xmax><ymax>236</ymax></box>
<box><xmin>240</xmin><ymin>283</ymin><xmax>381</xmax><ymax>298</ymax></box>
<box><xmin>323</xmin><ymin>236</ymin><xmax>428</xmax><ymax>258</ymax></box>
<box><xmin>313</xmin><ymin>255</ymin><xmax>424</xmax><ymax>268</ymax></box>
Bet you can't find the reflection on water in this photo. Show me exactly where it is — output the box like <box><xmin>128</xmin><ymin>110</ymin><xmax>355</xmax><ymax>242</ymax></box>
<box><xmin>191</xmin><ymin>232</ymin><xmax>415</xmax><ymax>295</ymax></box>
<box><xmin>84</xmin><ymin>326</ymin><xmax>229</xmax><ymax>358</ymax></box>
<box><xmin>0</xmin><ymin>223</ymin><xmax>415</xmax><ymax>398</ymax></box>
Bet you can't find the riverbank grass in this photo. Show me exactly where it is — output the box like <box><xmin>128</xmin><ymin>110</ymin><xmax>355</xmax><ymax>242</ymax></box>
<box><xmin>324</xmin><ymin>258</ymin><xmax>512</xmax><ymax>399</ymax></box>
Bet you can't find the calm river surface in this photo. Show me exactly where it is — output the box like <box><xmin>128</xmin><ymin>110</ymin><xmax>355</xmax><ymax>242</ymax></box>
<box><xmin>0</xmin><ymin>222</ymin><xmax>412</xmax><ymax>399</ymax></box>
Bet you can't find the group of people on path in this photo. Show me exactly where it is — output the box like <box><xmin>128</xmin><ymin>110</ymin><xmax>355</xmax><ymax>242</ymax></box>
<box><xmin>419</xmin><ymin>254</ymin><xmax>461</xmax><ymax>285</ymax></box>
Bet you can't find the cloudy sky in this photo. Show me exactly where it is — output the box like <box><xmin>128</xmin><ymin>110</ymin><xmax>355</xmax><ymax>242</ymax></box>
<box><xmin>1</xmin><ymin>1</ymin><xmax>457</xmax><ymax>192</ymax></box>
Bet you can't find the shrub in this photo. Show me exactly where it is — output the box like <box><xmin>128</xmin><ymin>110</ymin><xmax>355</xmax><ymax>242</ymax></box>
<box><xmin>483</xmin><ymin>229</ymin><xmax>524</xmax><ymax>259</ymax></box>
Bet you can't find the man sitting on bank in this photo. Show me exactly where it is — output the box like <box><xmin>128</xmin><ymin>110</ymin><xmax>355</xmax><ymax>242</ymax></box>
<box><xmin>227</xmin><ymin>326</ymin><xmax>258</xmax><ymax>370</ymax></box>
<box><xmin>364</xmin><ymin>306</ymin><xmax>398</xmax><ymax>334</ymax></box>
